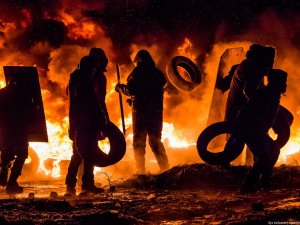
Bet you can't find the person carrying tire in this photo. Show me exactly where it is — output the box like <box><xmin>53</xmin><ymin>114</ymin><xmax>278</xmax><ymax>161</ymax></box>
<box><xmin>0</xmin><ymin>77</ymin><xmax>30</xmax><ymax>194</ymax></box>
<box><xmin>225</xmin><ymin>44</ymin><xmax>276</xmax><ymax>121</ymax></box>
<box><xmin>235</xmin><ymin>69</ymin><xmax>287</xmax><ymax>193</ymax></box>
<box><xmin>116</xmin><ymin>50</ymin><xmax>169</xmax><ymax>174</ymax></box>
<box><xmin>65</xmin><ymin>48</ymin><xmax>109</xmax><ymax>194</ymax></box>
<box><xmin>222</xmin><ymin>44</ymin><xmax>276</xmax><ymax>166</ymax></box>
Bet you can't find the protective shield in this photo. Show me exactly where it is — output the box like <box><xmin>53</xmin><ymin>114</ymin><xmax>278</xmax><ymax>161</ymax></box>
<box><xmin>206</xmin><ymin>48</ymin><xmax>245</xmax><ymax>151</ymax></box>
<box><xmin>3</xmin><ymin>66</ymin><xmax>48</xmax><ymax>142</ymax></box>
<box><xmin>207</xmin><ymin>48</ymin><xmax>245</xmax><ymax>125</ymax></box>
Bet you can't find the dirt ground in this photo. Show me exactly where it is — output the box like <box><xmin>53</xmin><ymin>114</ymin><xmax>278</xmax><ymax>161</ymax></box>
<box><xmin>0</xmin><ymin>164</ymin><xmax>300</xmax><ymax>225</ymax></box>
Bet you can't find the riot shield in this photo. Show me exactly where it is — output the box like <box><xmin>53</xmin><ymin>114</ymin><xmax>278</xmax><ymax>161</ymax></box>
<box><xmin>3</xmin><ymin>66</ymin><xmax>48</xmax><ymax>142</ymax></box>
<box><xmin>207</xmin><ymin>47</ymin><xmax>245</xmax><ymax>125</ymax></box>
<box><xmin>206</xmin><ymin>48</ymin><xmax>245</xmax><ymax>150</ymax></box>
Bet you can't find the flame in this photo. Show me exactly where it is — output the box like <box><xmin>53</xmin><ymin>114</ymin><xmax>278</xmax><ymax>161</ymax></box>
<box><xmin>67</xmin><ymin>19</ymin><xmax>100</xmax><ymax>40</ymax></box>
<box><xmin>29</xmin><ymin>118</ymin><xmax>72</xmax><ymax>177</ymax></box>
<box><xmin>57</xmin><ymin>11</ymin><xmax>103</xmax><ymax>40</ymax></box>
<box><xmin>278</xmin><ymin>126</ymin><xmax>300</xmax><ymax>164</ymax></box>
<box><xmin>177</xmin><ymin>38</ymin><xmax>197</xmax><ymax>62</ymax></box>
<box><xmin>162</xmin><ymin>122</ymin><xmax>195</xmax><ymax>148</ymax></box>
<box><xmin>0</xmin><ymin>80</ymin><xmax>5</xmax><ymax>88</ymax></box>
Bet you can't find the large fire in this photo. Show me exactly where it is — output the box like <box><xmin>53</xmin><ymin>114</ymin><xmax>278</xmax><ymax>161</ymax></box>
<box><xmin>0</xmin><ymin>4</ymin><xmax>299</xmax><ymax>180</ymax></box>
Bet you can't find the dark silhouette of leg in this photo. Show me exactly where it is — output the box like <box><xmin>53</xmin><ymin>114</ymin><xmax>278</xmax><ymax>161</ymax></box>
<box><xmin>148</xmin><ymin>134</ymin><xmax>169</xmax><ymax>172</ymax></box>
<box><xmin>240</xmin><ymin>134</ymin><xmax>269</xmax><ymax>193</ymax></box>
<box><xmin>260</xmin><ymin>137</ymin><xmax>280</xmax><ymax>188</ymax></box>
<box><xmin>0</xmin><ymin>150</ymin><xmax>12</xmax><ymax>187</ymax></box>
<box><xmin>65</xmin><ymin>142</ymin><xmax>82</xmax><ymax>194</ymax></box>
<box><xmin>75</xmin><ymin>132</ymin><xmax>103</xmax><ymax>193</ymax></box>
<box><xmin>6</xmin><ymin>141</ymin><xmax>28</xmax><ymax>194</ymax></box>
<box><xmin>133</xmin><ymin>130</ymin><xmax>147</xmax><ymax>174</ymax></box>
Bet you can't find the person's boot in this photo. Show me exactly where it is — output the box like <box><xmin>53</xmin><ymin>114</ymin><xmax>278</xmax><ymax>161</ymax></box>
<box><xmin>81</xmin><ymin>183</ymin><xmax>104</xmax><ymax>194</ymax></box>
<box><xmin>156</xmin><ymin>153</ymin><xmax>170</xmax><ymax>173</ymax></box>
<box><xmin>158</xmin><ymin>162</ymin><xmax>170</xmax><ymax>173</ymax></box>
<box><xmin>135</xmin><ymin>153</ymin><xmax>146</xmax><ymax>175</ymax></box>
<box><xmin>0</xmin><ymin>167</ymin><xmax>8</xmax><ymax>186</ymax></box>
<box><xmin>6</xmin><ymin>172</ymin><xmax>23</xmax><ymax>194</ymax></box>
<box><xmin>66</xmin><ymin>185</ymin><xmax>76</xmax><ymax>195</ymax></box>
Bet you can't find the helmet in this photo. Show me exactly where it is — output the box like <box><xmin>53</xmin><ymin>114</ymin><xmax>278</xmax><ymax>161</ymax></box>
<box><xmin>246</xmin><ymin>44</ymin><xmax>276</xmax><ymax>68</ymax></box>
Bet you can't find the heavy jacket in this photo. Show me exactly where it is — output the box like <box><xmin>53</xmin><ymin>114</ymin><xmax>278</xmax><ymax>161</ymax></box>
<box><xmin>126</xmin><ymin>62</ymin><xmax>166</xmax><ymax>112</ymax></box>
<box><xmin>225</xmin><ymin>59</ymin><xmax>265</xmax><ymax>122</ymax></box>
<box><xmin>68</xmin><ymin>69</ymin><xmax>108</xmax><ymax>140</ymax></box>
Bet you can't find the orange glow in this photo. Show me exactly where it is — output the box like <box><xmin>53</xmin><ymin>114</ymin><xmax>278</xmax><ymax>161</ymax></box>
<box><xmin>67</xmin><ymin>19</ymin><xmax>100</xmax><ymax>40</ymax></box>
<box><xmin>0</xmin><ymin>11</ymin><xmax>299</xmax><ymax>179</ymax></box>
<box><xmin>162</xmin><ymin>122</ymin><xmax>195</xmax><ymax>148</ymax></box>
<box><xmin>178</xmin><ymin>38</ymin><xmax>197</xmax><ymax>62</ymax></box>
<box><xmin>56</xmin><ymin>11</ymin><xmax>103</xmax><ymax>40</ymax></box>
<box><xmin>29</xmin><ymin>118</ymin><xmax>72</xmax><ymax>177</ymax></box>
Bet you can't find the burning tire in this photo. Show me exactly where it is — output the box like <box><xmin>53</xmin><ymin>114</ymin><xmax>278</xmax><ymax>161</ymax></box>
<box><xmin>92</xmin><ymin>121</ymin><xmax>126</xmax><ymax>167</ymax></box>
<box><xmin>197</xmin><ymin>107</ymin><xmax>293</xmax><ymax>165</ymax></box>
<box><xmin>166</xmin><ymin>56</ymin><xmax>201</xmax><ymax>92</ymax></box>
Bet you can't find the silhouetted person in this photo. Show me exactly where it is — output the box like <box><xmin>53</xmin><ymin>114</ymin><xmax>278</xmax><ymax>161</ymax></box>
<box><xmin>236</xmin><ymin>69</ymin><xmax>287</xmax><ymax>193</ymax></box>
<box><xmin>225</xmin><ymin>44</ymin><xmax>276</xmax><ymax>122</ymax></box>
<box><xmin>222</xmin><ymin>44</ymin><xmax>276</xmax><ymax>167</ymax></box>
<box><xmin>218</xmin><ymin>64</ymin><xmax>239</xmax><ymax>93</ymax></box>
<box><xmin>0</xmin><ymin>79</ymin><xmax>29</xmax><ymax>194</ymax></box>
<box><xmin>65</xmin><ymin>48</ymin><xmax>109</xmax><ymax>194</ymax></box>
<box><xmin>116</xmin><ymin>50</ymin><xmax>169</xmax><ymax>174</ymax></box>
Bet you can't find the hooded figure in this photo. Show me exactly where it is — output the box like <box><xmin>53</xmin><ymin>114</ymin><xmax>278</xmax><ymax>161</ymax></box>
<box><xmin>235</xmin><ymin>69</ymin><xmax>287</xmax><ymax>193</ymax></box>
<box><xmin>65</xmin><ymin>48</ymin><xmax>109</xmax><ymax>195</ymax></box>
<box><xmin>116</xmin><ymin>50</ymin><xmax>169</xmax><ymax>174</ymax></box>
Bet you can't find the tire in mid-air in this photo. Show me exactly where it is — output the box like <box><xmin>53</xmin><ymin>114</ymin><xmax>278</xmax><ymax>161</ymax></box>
<box><xmin>166</xmin><ymin>56</ymin><xmax>201</xmax><ymax>92</ymax></box>
<box><xmin>91</xmin><ymin>122</ymin><xmax>126</xmax><ymax>167</ymax></box>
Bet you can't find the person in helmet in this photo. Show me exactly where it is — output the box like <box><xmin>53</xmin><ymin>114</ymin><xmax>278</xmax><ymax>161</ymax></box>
<box><xmin>116</xmin><ymin>50</ymin><xmax>169</xmax><ymax>174</ymax></box>
<box><xmin>235</xmin><ymin>69</ymin><xmax>287</xmax><ymax>193</ymax></box>
<box><xmin>65</xmin><ymin>48</ymin><xmax>109</xmax><ymax>194</ymax></box>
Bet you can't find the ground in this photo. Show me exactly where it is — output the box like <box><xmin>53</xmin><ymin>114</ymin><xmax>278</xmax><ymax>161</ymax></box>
<box><xmin>0</xmin><ymin>164</ymin><xmax>300</xmax><ymax>225</ymax></box>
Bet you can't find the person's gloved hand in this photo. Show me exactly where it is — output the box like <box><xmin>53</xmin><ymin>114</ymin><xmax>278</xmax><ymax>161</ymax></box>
<box><xmin>115</xmin><ymin>84</ymin><xmax>126</xmax><ymax>93</ymax></box>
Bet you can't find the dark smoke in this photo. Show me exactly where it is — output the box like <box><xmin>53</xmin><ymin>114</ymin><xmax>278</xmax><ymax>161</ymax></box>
<box><xmin>0</xmin><ymin>0</ymin><xmax>299</xmax><ymax>62</ymax></box>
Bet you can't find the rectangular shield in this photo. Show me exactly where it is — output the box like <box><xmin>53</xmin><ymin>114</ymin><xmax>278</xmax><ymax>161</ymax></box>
<box><xmin>3</xmin><ymin>66</ymin><xmax>48</xmax><ymax>142</ymax></box>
